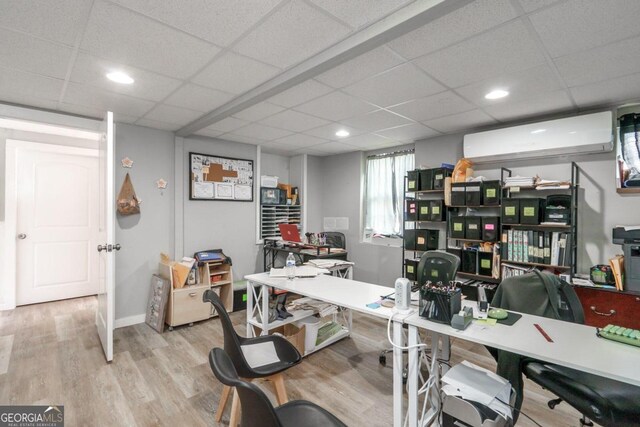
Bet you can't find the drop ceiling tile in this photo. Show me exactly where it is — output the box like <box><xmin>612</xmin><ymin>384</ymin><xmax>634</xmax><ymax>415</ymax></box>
<box><xmin>0</xmin><ymin>93</ymin><xmax>59</xmax><ymax>112</ymax></box>
<box><xmin>310</xmin><ymin>0</ymin><xmax>409</xmax><ymax>29</ymax></box>
<box><xmin>293</xmin><ymin>91</ymin><xmax>376</xmax><ymax>121</ymax></box>
<box><xmin>315</xmin><ymin>46</ymin><xmax>405</xmax><ymax>89</ymax></box>
<box><xmin>0</xmin><ymin>28</ymin><xmax>73</xmax><ymax>79</ymax></box>
<box><xmin>310</xmin><ymin>141</ymin><xmax>359</xmax><ymax>154</ymax></box>
<box><xmin>272</xmin><ymin>133</ymin><xmax>329</xmax><ymax>148</ymax></box>
<box><xmin>219</xmin><ymin>133</ymin><xmax>263</xmax><ymax>145</ymax></box>
<box><xmin>0</xmin><ymin>0</ymin><xmax>92</xmax><ymax>46</ymax></box>
<box><xmin>194</xmin><ymin>128</ymin><xmax>224</xmax><ymax>138</ymax></box>
<box><xmin>63</xmin><ymin>82</ymin><xmax>156</xmax><ymax>117</ymax></box>
<box><xmin>143</xmin><ymin>104</ymin><xmax>203</xmax><ymax>126</ymax></box>
<box><xmin>570</xmin><ymin>72</ymin><xmax>640</xmax><ymax>108</ymax></box>
<box><xmin>374</xmin><ymin>123</ymin><xmax>440</xmax><ymax>142</ymax></box>
<box><xmin>233</xmin><ymin>102</ymin><xmax>285</xmax><ymax>122</ymax></box>
<box><xmin>135</xmin><ymin>118</ymin><xmax>180</xmax><ymax>131</ymax></box>
<box><xmin>233</xmin><ymin>0</ymin><xmax>351</xmax><ymax>68</ymax></box>
<box><xmin>529</xmin><ymin>0</ymin><xmax>640</xmax><ymax>58</ymax></box>
<box><xmin>233</xmin><ymin>123</ymin><xmax>293</xmax><ymax>141</ymax></box>
<box><xmin>340</xmin><ymin>109</ymin><xmax>413</xmax><ymax>132</ymax></box>
<box><xmin>259</xmin><ymin>109</ymin><xmax>330</xmax><ymax>132</ymax></box>
<box><xmin>483</xmin><ymin>89</ymin><xmax>573</xmax><ymax>121</ymax></box>
<box><xmin>413</xmin><ymin>20</ymin><xmax>546</xmax><ymax>88</ymax></box>
<box><xmin>388</xmin><ymin>0</ymin><xmax>518</xmax><ymax>60</ymax></box>
<box><xmin>58</xmin><ymin>102</ymin><xmax>114</xmax><ymax>119</ymax></box>
<box><xmin>206</xmin><ymin>116</ymin><xmax>250</xmax><ymax>133</ymax></box>
<box><xmin>518</xmin><ymin>0</ymin><xmax>562</xmax><ymax>13</ymax></box>
<box><xmin>343</xmin><ymin>63</ymin><xmax>445</xmax><ymax>108</ymax></box>
<box><xmin>81</xmin><ymin>1</ymin><xmax>219</xmax><ymax>79</ymax></box>
<box><xmin>554</xmin><ymin>35</ymin><xmax>640</xmax><ymax>88</ymax></box>
<box><xmin>110</xmin><ymin>0</ymin><xmax>281</xmax><ymax>47</ymax></box>
<box><xmin>261</xmin><ymin>143</ymin><xmax>295</xmax><ymax>156</ymax></box>
<box><xmin>69</xmin><ymin>53</ymin><xmax>182</xmax><ymax>102</ymax></box>
<box><xmin>422</xmin><ymin>109</ymin><xmax>497</xmax><ymax>134</ymax></box>
<box><xmin>340</xmin><ymin>133</ymin><xmax>396</xmax><ymax>149</ymax></box>
<box><xmin>191</xmin><ymin>51</ymin><xmax>281</xmax><ymax>94</ymax></box>
<box><xmin>164</xmin><ymin>83</ymin><xmax>235</xmax><ymax>112</ymax></box>
<box><xmin>388</xmin><ymin>91</ymin><xmax>475</xmax><ymax>122</ymax></box>
<box><xmin>0</xmin><ymin>67</ymin><xmax>64</xmax><ymax>103</ymax></box>
<box><xmin>303</xmin><ymin>123</ymin><xmax>364</xmax><ymax>140</ymax></box>
<box><xmin>267</xmin><ymin>79</ymin><xmax>334</xmax><ymax>108</ymax></box>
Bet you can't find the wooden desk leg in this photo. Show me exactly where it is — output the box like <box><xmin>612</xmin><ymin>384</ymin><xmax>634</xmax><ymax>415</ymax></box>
<box><xmin>229</xmin><ymin>388</ymin><xmax>241</xmax><ymax>427</ymax></box>
<box><xmin>215</xmin><ymin>385</ymin><xmax>232</xmax><ymax>422</ymax></box>
<box><xmin>271</xmin><ymin>373</ymin><xmax>289</xmax><ymax>405</ymax></box>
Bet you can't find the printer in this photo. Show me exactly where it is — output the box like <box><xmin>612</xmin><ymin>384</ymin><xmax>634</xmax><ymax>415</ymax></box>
<box><xmin>612</xmin><ymin>227</ymin><xmax>640</xmax><ymax>292</ymax></box>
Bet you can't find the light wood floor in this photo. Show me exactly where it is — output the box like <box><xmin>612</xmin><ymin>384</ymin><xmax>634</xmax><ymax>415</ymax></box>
<box><xmin>0</xmin><ymin>296</ymin><xmax>585</xmax><ymax>426</ymax></box>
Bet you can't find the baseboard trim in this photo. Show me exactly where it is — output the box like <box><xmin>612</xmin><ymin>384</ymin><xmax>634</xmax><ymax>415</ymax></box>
<box><xmin>115</xmin><ymin>314</ymin><xmax>146</xmax><ymax>329</ymax></box>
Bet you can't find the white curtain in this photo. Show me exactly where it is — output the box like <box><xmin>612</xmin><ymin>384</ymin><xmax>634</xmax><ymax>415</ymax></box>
<box><xmin>365</xmin><ymin>152</ymin><xmax>415</xmax><ymax>235</ymax></box>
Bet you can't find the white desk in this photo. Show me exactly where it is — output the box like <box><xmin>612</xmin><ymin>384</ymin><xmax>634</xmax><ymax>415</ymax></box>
<box><xmin>244</xmin><ymin>272</ymin><xmax>409</xmax><ymax>427</ymax></box>
<box><xmin>400</xmin><ymin>301</ymin><xmax>640</xmax><ymax>426</ymax></box>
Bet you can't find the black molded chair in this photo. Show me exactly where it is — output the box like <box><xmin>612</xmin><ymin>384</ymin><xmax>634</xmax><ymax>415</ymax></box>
<box><xmin>209</xmin><ymin>348</ymin><xmax>347</xmax><ymax>427</ymax></box>
<box><xmin>203</xmin><ymin>290</ymin><xmax>302</xmax><ymax>426</ymax></box>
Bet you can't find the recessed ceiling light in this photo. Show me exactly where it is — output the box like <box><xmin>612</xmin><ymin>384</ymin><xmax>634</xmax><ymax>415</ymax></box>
<box><xmin>484</xmin><ymin>89</ymin><xmax>509</xmax><ymax>100</ymax></box>
<box><xmin>335</xmin><ymin>129</ymin><xmax>350</xmax><ymax>138</ymax></box>
<box><xmin>531</xmin><ymin>129</ymin><xmax>546</xmax><ymax>134</ymax></box>
<box><xmin>106</xmin><ymin>71</ymin><xmax>134</xmax><ymax>85</ymax></box>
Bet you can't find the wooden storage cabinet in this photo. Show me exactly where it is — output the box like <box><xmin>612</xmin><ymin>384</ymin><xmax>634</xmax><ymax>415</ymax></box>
<box><xmin>574</xmin><ymin>286</ymin><xmax>640</xmax><ymax>329</ymax></box>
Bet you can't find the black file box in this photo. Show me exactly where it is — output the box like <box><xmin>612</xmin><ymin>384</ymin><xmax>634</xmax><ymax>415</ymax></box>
<box><xmin>461</xmin><ymin>250</ymin><xmax>478</xmax><ymax>274</ymax></box>
<box><xmin>430</xmin><ymin>199</ymin><xmax>445</xmax><ymax>221</ymax></box>
<box><xmin>426</xmin><ymin>229</ymin><xmax>439</xmax><ymax>250</ymax></box>
<box><xmin>407</xmin><ymin>170</ymin><xmax>420</xmax><ymax>191</ymax></box>
<box><xmin>502</xmin><ymin>199</ymin><xmax>520</xmax><ymax>224</ymax></box>
<box><xmin>419</xmin><ymin>287</ymin><xmax>462</xmax><ymax>323</ymax></box>
<box><xmin>465</xmin><ymin>182</ymin><xmax>482</xmax><ymax>206</ymax></box>
<box><xmin>482</xmin><ymin>217</ymin><xmax>499</xmax><ymax>242</ymax></box>
<box><xmin>520</xmin><ymin>198</ymin><xmax>546</xmax><ymax>225</ymax></box>
<box><xmin>417</xmin><ymin>200</ymin><xmax>430</xmax><ymax>221</ymax></box>
<box><xmin>545</xmin><ymin>194</ymin><xmax>571</xmax><ymax>224</ymax></box>
<box><xmin>478</xmin><ymin>252</ymin><xmax>493</xmax><ymax>276</ymax></box>
<box><xmin>405</xmin><ymin>259</ymin><xmax>419</xmax><ymax>281</ymax></box>
<box><xmin>404</xmin><ymin>229</ymin><xmax>416</xmax><ymax>250</ymax></box>
<box><xmin>482</xmin><ymin>180</ymin><xmax>501</xmax><ymax>206</ymax></box>
<box><xmin>432</xmin><ymin>168</ymin><xmax>451</xmax><ymax>190</ymax></box>
<box><xmin>450</xmin><ymin>216</ymin><xmax>465</xmax><ymax>239</ymax></box>
<box><xmin>416</xmin><ymin>229</ymin><xmax>439</xmax><ymax>251</ymax></box>
<box><xmin>465</xmin><ymin>217</ymin><xmax>482</xmax><ymax>240</ymax></box>
<box><xmin>451</xmin><ymin>182</ymin><xmax>466</xmax><ymax>206</ymax></box>
<box><xmin>419</xmin><ymin>169</ymin><xmax>433</xmax><ymax>191</ymax></box>
<box><xmin>405</xmin><ymin>199</ymin><xmax>417</xmax><ymax>221</ymax></box>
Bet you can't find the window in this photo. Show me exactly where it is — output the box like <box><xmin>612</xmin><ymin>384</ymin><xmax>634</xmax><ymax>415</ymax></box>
<box><xmin>364</xmin><ymin>150</ymin><xmax>415</xmax><ymax>238</ymax></box>
<box><xmin>619</xmin><ymin>113</ymin><xmax>640</xmax><ymax>188</ymax></box>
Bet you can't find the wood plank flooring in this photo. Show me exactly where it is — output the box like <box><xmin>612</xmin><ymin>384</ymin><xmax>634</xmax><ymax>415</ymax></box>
<box><xmin>0</xmin><ymin>296</ymin><xmax>585</xmax><ymax>426</ymax></box>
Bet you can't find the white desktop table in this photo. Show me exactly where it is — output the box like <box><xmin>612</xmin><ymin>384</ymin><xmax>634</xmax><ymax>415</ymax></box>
<box><xmin>244</xmin><ymin>272</ymin><xmax>409</xmax><ymax>427</ymax></box>
<box><xmin>400</xmin><ymin>300</ymin><xmax>640</xmax><ymax>426</ymax></box>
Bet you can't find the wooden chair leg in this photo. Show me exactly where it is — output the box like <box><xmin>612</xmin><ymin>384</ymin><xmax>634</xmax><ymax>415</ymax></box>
<box><xmin>215</xmin><ymin>385</ymin><xmax>232</xmax><ymax>422</ymax></box>
<box><xmin>229</xmin><ymin>388</ymin><xmax>241</xmax><ymax>427</ymax></box>
<box><xmin>270</xmin><ymin>373</ymin><xmax>289</xmax><ymax>405</ymax></box>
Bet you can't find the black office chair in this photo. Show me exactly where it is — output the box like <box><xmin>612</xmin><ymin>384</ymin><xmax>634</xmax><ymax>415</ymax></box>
<box><xmin>203</xmin><ymin>290</ymin><xmax>302</xmax><ymax>426</ymax></box>
<box><xmin>490</xmin><ymin>271</ymin><xmax>640</xmax><ymax>426</ymax></box>
<box><xmin>209</xmin><ymin>348</ymin><xmax>347</xmax><ymax>427</ymax></box>
<box><xmin>379</xmin><ymin>250</ymin><xmax>461</xmax><ymax>367</ymax></box>
<box><xmin>323</xmin><ymin>232</ymin><xmax>346</xmax><ymax>249</ymax></box>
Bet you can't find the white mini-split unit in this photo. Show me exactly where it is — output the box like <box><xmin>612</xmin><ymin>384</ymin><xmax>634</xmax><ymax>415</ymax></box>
<box><xmin>463</xmin><ymin>111</ymin><xmax>614</xmax><ymax>163</ymax></box>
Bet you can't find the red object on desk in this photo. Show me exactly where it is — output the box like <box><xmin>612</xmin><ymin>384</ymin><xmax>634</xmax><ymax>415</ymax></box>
<box><xmin>534</xmin><ymin>323</ymin><xmax>554</xmax><ymax>342</ymax></box>
<box><xmin>278</xmin><ymin>224</ymin><xmax>301</xmax><ymax>242</ymax></box>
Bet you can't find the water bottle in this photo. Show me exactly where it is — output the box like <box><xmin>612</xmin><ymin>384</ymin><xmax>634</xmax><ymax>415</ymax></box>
<box><xmin>285</xmin><ymin>253</ymin><xmax>296</xmax><ymax>280</ymax></box>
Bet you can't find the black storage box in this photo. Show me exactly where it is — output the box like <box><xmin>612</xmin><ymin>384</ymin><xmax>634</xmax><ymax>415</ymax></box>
<box><xmin>432</xmin><ymin>168</ymin><xmax>452</xmax><ymax>190</ymax></box>
<box><xmin>545</xmin><ymin>194</ymin><xmax>572</xmax><ymax>224</ymax></box>
<box><xmin>405</xmin><ymin>199</ymin><xmax>418</xmax><ymax>221</ymax></box>
<box><xmin>430</xmin><ymin>199</ymin><xmax>445</xmax><ymax>222</ymax></box>
<box><xmin>482</xmin><ymin>217</ymin><xmax>499</xmax><ymax>242</ymax></box>
<box><xmin>450</xmin><ymin>216</ymin><xmax>465</xmax><ymax>239</ymax></box>
<box><xmin>520</xmin><ymin>198</ymin><xmax>546</xmax><ymax>225</ymax></box>
<box><xmin>419</xmin><ymin>287</ymin><xmax>462</xmax><ymax>323</ymax></box>
<box><xmin>404</xmin><ymin>229</ymin><xmax>416</xmax><ymax>250</ymax></box>
<box><xmin>419</xmin><ymin>169</ymin><xmax>433</xmax><ymax>191</ymax></box>
<box><xmin>465</xmin><ymin>217</ymin><xmax>482</xmax><ymax>240</ymax></box>
<box><xmin>416</xmin><ymin>229</ymin><xmax>439</xmax><ymax>251</ymax></box>
<box><xmin>482</xmin><ymin>180</ymin><xmax>501</xmax><ymax>206</ymax></box>
<box><xmin>233</xmin><ymin>284</ymin><xmax>247</xmax><ymax>311</ymax></box>
<box><xmin>502</xmin><ymin>199</ymin><xmax>520</xmax><ymax>224</ymax></box>
<box><xmin>405</xmin><ymin>259</ymin><xmax>419</xmax><ymax>281</ymax></box>
<box><xmin>461</xmin><ymin>250</ymin><xmax>478</xmax><ymax>274</ymax></box>
<box><xmin>417</xmin><ymin>200</ymin><xmax>430</xmax><ymax>221</ymax></box>
<box><xmin>261</xmin><ymin>187</ymin><xmax>285</xmax><ymax>205</ymax></box>
<box><xmin>407</xmin><ymin>170</ymin><xmax>420</xmax><ymax>191</ymax></box>
<box><xmin>451</xmin><ymin>182</ymin><xmax>466</xmax><ymax>206</ymax></box>
<box><xmin>459</xmin><ymin>282</ymin><xmax>497</xmax><ymax>303</ymax></box>
<box><xmin>465</xmin><ymin>182</ymin><xmax>482</xmax><ymax>206</ymax></box>
<box><xmin>478</xmin><ymin>252</ymin><xmax>493</xmax><ymax>277</ymax></box>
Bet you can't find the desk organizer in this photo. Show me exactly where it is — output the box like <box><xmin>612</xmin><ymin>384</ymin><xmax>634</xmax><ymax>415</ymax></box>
<box><xmin>419</xmin><ymin>285</ymin><xmax>461</xmax><ymax>324</ymax></box>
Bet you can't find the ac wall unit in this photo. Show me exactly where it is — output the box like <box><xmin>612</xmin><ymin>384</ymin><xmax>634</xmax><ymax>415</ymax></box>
<box><xmin>463</xmin><ymin>111</ymin><xmax>613</xmax><ymax>163</ymax></box>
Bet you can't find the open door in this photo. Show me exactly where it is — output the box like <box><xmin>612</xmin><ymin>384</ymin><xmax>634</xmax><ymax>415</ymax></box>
<box><xmin>96</xmin><ymin>111</ymin><xmax>115</xmax><ymax>362</ymax></box>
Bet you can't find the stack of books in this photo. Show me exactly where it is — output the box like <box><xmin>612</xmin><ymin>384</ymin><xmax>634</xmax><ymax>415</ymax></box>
<box><xmin>504</xmin><ymin>175</ymin><xmax>536</xmax><ymax>188</ymax></box>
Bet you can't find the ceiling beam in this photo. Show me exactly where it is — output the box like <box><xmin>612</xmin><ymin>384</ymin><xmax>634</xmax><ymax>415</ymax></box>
<box><xmin>175</xmin><ymin>0</ymin><xmax>473</xmax><ymax>137</ymax></box>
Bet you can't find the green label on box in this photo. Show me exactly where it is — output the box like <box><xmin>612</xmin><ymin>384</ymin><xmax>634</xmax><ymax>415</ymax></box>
<box><xmin>431</xmin><ymin>269</ymin><xmax>439</xmax><ymax>277</ymax></box>
<box><xmin>408</xmin><ymin>180</ymin><xmax>416</xmax><ymax>189</ymax></box>
<box><xmin>432</xmin><ymin>206</ymin><xmax>440</xmax><ymax>214</ymax></box>
<box><xmin>407</xmin><ymin>265</ymin><xmax>414</xmax><ymax>273</ymax></box>
<box><xmin>523</xmin><ymin>207</ymin><xmax>535</xmax><ymax>216</ymax></box>
<box><xmin>435</xmin><ymin>174</ymin><xmax>443</xmax><ymax>180</ymax></box>
<box><xmin>420</xmin><ymin>206</ymin><xmax>429</xmax><ymax>214</ymax></box>
<box><xmin>242</xmin><ymin>293</ymin><xmax>247</xmax><ymax>302</ymax></box>
<box><xmin>486</xmin><ymin>188</ymin><xmax>496</xmax><ymax>198</ymax></box>
<box><xmin>454</xmin><ymin>223</ymin><xmax>463</xmax><ymax>231</ymax></box>
<box><xmin>505</xmin><ymin>206</ymin><xmax>516</xmax><ymax>215</ymax></box>
<box><xmin>481</xmin><ymin>259</ymin><xmax>491</xmax><ymax>269</ymax></box>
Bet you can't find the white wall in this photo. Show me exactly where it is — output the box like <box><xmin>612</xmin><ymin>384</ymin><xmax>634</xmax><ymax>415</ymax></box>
<box><xmin>260</xmin><ymin>152</ymin><xmax>290</xmax><ymax>184</ymax></box>
<box><xmin>306</xmin><ymin>155</ymin><xmax>324</xmax><ymax>232</ymax></box>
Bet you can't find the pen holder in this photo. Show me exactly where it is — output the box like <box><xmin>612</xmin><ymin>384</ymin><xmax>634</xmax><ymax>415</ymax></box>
<box><xmin>419</xmin><ymin>287</ymin><xmax>462</xmax><ymax>324</ymax></box>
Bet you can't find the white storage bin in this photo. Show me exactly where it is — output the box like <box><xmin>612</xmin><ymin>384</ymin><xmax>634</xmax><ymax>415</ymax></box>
<box><xmin>261</xmin><ymin>175</ymin><xmax>278</xmax><ymax>188</ymax></box>
<box><xmin>296</xmin><ymin>316</ymin><xmax>320</xmax><ymax>353</ymax></box>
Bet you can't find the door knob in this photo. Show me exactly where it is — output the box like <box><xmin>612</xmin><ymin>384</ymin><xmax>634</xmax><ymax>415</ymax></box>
<box><xmin>114</xmin><ymin>244</ymin><xmax>121</xmax><ymax>251</ymax></box>
<box><xmin>97</xmin><ymin>244</ymin><xmax>108</xmax><ymax>252</ymax></box>
<box><xmin>17</xmin><ymin>233</ymin><xmax>27</xmax><ymax>239</ymax></box>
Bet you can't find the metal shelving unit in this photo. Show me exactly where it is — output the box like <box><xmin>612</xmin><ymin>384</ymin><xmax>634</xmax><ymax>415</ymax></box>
<box><xmin>260</xmin><ymin>205</ymin><xmax>301</xmax><ymax>239</ymax></box>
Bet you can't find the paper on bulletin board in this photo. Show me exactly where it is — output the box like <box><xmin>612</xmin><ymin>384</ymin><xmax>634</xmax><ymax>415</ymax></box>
<box><xmin>235</xmin><ymin>184</ymin><xmax>252</xmax><ymax>200</ymax></box>
<box><xmin>214</xmin><ymin>182</ymin><xmax>234</xmax><ymax>199</ymax></box>
<box><xmin>194</xmin><ymin>182</ymin><xmax>214</xmax><ymax>199</ymax></box>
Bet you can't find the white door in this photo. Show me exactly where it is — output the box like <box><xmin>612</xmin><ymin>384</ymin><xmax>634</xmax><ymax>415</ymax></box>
<box><xmin>15</xmin><ymin>144</ymin><xmax>99</xmax><ymax>305</ymax></box>
<box><xmin>96</xmin><ymin>111</ymin><xmax>115</xmax><ymax>362</ymax></box>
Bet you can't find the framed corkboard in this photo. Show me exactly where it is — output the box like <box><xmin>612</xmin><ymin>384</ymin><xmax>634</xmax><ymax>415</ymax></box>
<box><xmin>189</xmin><ymin>152</ymin><xmax>254</xmax><ymax>201</ymax></box>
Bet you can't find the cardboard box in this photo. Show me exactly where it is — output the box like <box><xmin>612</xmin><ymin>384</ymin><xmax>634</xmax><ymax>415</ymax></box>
<box><xmin>254</xmin><ymin>324</ymin><xmax>306</xmax><ymax>356</ymax></box>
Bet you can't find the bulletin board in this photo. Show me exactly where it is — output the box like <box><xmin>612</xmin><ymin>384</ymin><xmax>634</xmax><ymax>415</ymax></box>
<box><xmin>189</xmin><ymin>152</ymin><xmax>254</xmax><ymax>201</ymax></box>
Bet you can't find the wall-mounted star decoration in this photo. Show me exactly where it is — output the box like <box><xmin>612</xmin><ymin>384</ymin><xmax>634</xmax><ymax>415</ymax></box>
<box><xmin>156</xmin><ymin>178</ymin><xmax>168</xmax><ymax>189</ymax></box>
<box><xmin>121</xmin><ymin>157</ymin><xmax>134</xmax><ymax>168</ymax></box>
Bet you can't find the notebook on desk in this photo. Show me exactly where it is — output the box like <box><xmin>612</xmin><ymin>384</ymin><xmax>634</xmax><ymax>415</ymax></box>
<box><xmin>278</xmin><ymin>223</ymin><xmax>301</xmax><ymax>243</ymax></box>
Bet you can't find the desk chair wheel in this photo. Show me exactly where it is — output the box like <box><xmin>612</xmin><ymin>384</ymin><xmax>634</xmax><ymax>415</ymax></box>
<box><xmin>379</xmin><ymin>354</ymin><xmax>387</xmax><ymax>366</ymax></box>
<box><xmin>548</xmin><ymin>397</ymin><xmax>562</xmax><ymax>409</ymax></box>
<box><xmin>580</xmin><ymin>416</ymin><xmax>594</xmax><ymax>427</ymax></box>
<box><xmin>168</xmin><ymin>326</ymin><xmax>173</xmax><ymax>331</ymax></box>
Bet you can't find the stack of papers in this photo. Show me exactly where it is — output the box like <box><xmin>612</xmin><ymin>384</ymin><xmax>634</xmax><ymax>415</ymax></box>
<box><xmin>269</xmin><ymin>266</ymin><xmax>330</xmax><ymax>278</ymax></box>
<box><xmin>536</xmin><ymin>178</ymin><xmax>571</xmax><ymax>190</ymax></box>
<box><xmin>288</xmin><ymin>297</ymin><xmax>338</xmax><ymax>317</ymax></box>
<box><xmin>504</xmin><ymin>175</ymin><xmax>536</xmax><ymax>188</ymax></box>
<box><xmin>307</xmin><ymin>259</ymin><xmax>354</xmax><ymax>269</ymax></box>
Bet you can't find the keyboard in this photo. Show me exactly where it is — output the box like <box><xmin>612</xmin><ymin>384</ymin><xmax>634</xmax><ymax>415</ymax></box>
<box><xmin>598</xmin><ymin>324</ymin><xmax>640</xmax><ymax>348</ymax></box>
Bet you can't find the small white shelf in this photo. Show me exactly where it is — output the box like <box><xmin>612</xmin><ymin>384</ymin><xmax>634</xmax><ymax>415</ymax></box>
<box><xmin>248</xmin><ymin>308</ymin><xmax>317</xmax><ymax>330</ymax></box>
